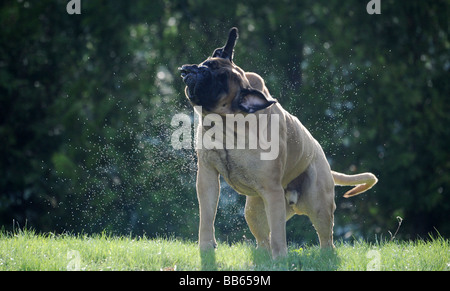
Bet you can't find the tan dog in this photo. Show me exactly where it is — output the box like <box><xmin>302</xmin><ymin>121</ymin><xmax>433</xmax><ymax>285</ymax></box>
<box><xmin>179</xmin><ymin>28</ymin><xmax>377</xmax><ymax>259</ymax></box>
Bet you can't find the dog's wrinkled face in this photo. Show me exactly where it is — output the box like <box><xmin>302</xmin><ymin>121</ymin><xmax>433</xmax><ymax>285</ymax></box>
<box><xmin>179</xmin><ymin>28</ymin><xmax>276</xmax><ymax>115</ymax></box>
<box><xmin>179</xmin><ymin>57</ymin><xmax>233</xmax><ymax>112</ymax></box>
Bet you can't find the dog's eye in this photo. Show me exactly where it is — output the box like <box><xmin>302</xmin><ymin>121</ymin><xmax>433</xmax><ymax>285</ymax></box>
<box><xmin>204</xmin><ymin>61</ymin><xmax>218</xmax><ymax>69</ymax></box>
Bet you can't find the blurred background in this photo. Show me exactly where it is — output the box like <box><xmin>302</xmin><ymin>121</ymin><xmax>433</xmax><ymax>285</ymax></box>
<box><xmin>1</xmin><ymin>0</ymin><xmax>448</xmax><ymax>245</ymax></box>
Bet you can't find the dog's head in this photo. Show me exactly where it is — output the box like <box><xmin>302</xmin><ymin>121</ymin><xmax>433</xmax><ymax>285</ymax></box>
<box><xmin>179</xmin><ymin>27</ymin><xmax>276</xmax><ymax>115</ymax></box>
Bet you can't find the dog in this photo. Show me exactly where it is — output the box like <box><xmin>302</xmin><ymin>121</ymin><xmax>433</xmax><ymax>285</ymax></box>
<box><xmin>179</xmin><ymin>27</ymin><xmax>377</xmax><ymax>259</ymax></box>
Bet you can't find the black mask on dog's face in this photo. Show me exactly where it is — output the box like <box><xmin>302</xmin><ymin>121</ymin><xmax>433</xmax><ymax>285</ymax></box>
<box><xmin>179</xmin><ymin>28</ymin><xmax>238</xmax><ymax>111</ymax></box>
<box><xmin>179</xmin><ymin>27</ymin><xmax>275</xmax><ymax>114</ymax></box>
<box><xmin>179</xmin><ymin>61</ymin><xmax>229</xmax><ymax>111</ymax></box>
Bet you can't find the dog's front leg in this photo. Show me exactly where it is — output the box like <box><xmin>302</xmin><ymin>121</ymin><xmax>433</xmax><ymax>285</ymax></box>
<box><xmin>196</xmin><ymin>160</ymin><xmax>220</xmax><ymax>251</ymax></box>
<box><xmin>261</xmin><ymin>186</ymin><xmax>288</xmax><ymax>259</ymax></box>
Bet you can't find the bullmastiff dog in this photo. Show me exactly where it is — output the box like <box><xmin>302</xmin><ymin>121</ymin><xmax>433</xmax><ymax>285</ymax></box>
<box><xmin>179</xmin><ymin>27</ymin><xmax>377</xmax><ymax>259</ymax></box>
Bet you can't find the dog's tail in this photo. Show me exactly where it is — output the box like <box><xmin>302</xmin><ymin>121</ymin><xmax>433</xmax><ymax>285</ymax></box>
<box><xmin>331</xmin><ymin>171</ymin><xmax>378</xmax><ymax>198</ymax></box>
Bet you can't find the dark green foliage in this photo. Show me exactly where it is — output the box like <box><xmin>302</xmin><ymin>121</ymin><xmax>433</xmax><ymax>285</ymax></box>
<box><xmin>1</xmin><ymin>0</ymin><xmax>448</xmax><ymax>243</ymax></box>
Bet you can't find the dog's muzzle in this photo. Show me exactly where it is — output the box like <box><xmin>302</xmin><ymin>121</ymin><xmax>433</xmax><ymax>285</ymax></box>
<box><xmin>178</xmin><ymin>64</ymin><xmax>212</xmax><ymax>102</ymax></box>
<box><xmin>179</xmin><ymin>64</ymin><xmax>197</xmax><ymax>81</ymax></box>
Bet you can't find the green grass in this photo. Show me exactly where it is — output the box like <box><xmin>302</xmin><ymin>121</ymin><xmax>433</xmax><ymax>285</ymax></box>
<box><xmin>0</xmin><ymin>230</ymin><xmax>448</xmax><ymax>271</ymax></box>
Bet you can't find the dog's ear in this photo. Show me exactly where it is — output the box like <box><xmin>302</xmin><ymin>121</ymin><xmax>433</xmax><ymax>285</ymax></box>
<box><xmin>212</xmin><ymin>27</ymin><xmax>239</xmax><ymax>62</ymax></box>
<box><xmin>238</xmin><ymin>88</ymin><xmax>277</xmax><ymax>113</ymax></box>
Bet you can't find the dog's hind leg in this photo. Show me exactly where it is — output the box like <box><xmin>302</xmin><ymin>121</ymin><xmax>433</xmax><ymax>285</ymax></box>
<box><xmin>309</xmin><ymin>176</ymin><xmax>336</xmax><ymax>248</ymax></box>
<box><xmin>244</xmin><ymin>196</ymin><xmax>270</xmax><ymax>251</ymax></box>
<box><xmin>309</xmin><ymin>200</ymin><xmax>335</xmax><ymax>248</ymax></box>
<box><xmin>300</xmin><ymin>159</ymin><xmax>336</xmax><ymax>249</ymax></box>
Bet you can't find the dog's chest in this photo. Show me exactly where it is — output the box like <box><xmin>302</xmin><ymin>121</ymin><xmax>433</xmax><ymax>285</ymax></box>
<box><xmin>203</xmin><ymin>148</ymin><xmax>260</xmax><ymax>196</ymax></box>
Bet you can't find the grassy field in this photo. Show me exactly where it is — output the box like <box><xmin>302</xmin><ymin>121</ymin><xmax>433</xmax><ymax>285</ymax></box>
<box><xmin>0</xmin><ymin>230</ymin><xmax>448</xmax><ymax>271</ymax></box>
